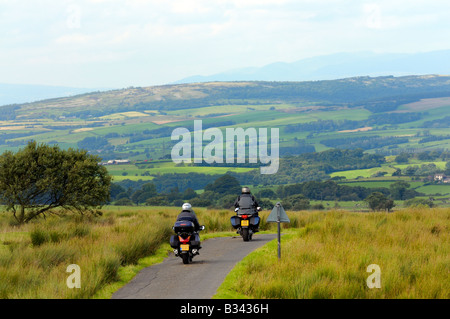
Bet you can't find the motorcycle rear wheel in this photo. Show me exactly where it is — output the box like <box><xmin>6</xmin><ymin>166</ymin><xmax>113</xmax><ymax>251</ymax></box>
<box><xmin>242</xmin><ymin>228</ymin><xmax>250</xmax><ymax>241</ymax></box>
<box><xmin>182</xmin><ymin>253</ymin><xmax>191</xmax><ymax>264</ymax></box>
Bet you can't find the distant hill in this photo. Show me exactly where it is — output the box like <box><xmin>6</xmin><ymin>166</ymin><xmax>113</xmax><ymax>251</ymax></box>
<box><xmin>175</xmin><ymin>50</ymin><xmax>450</xmax><ymax>84</ymax></box>
<box><xmin>0</xmin><ymin>74</ymin><xmax>450</xmax><ymax>163</ymax></box>
<box><xmin>0</xmin><ymin>83</ymin><xmax>109</xmax><ymax>106</ymax></box>
<box><xmin>8</xmin><ymin>74</ymin><xmax>450</xmax><ymax>120</ymax></box>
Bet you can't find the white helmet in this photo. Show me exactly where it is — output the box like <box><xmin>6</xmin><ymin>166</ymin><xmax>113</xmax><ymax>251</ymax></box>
<box><xmin>182</xmin><ymin>203</ymin><xmax>192</xmax><ymax>211</ymax></box>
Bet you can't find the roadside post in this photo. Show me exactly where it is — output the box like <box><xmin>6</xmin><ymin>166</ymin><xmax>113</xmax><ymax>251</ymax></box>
<box><xmin>266</xmin><ymin>202</ymin><xmax>290</xmax><ymax>259</ymax></box>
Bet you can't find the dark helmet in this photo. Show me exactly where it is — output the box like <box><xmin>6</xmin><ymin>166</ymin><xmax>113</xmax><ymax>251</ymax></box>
<box><xmin>241</xmin><ymin>187</ymin><xmax>251</xmax><ymax>194</ymax></box>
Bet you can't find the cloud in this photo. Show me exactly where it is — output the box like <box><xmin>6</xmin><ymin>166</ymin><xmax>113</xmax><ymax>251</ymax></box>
<box><xmin>363</xmin><ymin>3</ymin><xmax>382</xmax><ymax>29</ymax></box>
<box><xmin>54</xmin><ymin>33</ymin><xmax>92</xmax><ymax>45</ymax></box>
<box><xmin>1</xmin><ymin>0</ymin><xmax>450</xmax><ymax>87</ymax></box>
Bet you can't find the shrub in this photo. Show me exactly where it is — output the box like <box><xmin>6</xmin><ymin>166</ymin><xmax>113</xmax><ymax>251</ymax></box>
<box><xmin>311</xmin><ymin>203</ymin><xmax>325</xmax><ymax>210</ymax></box>
<box><xmin>114</xmin><ymin>198</ymin><xmax>134</xmax><ymax>206</ymax></box>
<box><xmin>30</xmin><ymin>229</ymin><xmax>49</xmax><ymax>247</ymax></box>
<box><xmin>405</xmin><ymin>198</ymin><xmax>434</xmax><ymax>208</ymax></box>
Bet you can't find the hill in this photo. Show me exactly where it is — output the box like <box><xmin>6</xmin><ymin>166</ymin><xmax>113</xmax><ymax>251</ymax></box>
<box><xmin>175</xmin><ymin>50</ymin><xmax>450</xmax><ymax>83</ymax></box>
<box><xmin>0</xmin><ymin>74</ymin><xmax>449</xmax><ymax>206</ymax></box>
<box><xmin>4</xmin><ymin>74</ymin><xmax>450</xmax><ymax>120</ymax></box>
<box><xmin>0</xmin><ymin>75</ymin><xmax>449</xmax><ymax>157</ymax></box>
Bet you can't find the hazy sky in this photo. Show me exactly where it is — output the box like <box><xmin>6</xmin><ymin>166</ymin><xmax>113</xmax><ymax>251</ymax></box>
<box><xmin>1</xmin><ymin>0</ymin><xmax>450</xmax><ymax>88</ymax></box>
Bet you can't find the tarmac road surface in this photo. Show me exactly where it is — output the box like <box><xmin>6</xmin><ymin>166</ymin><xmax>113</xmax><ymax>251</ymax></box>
<box><xmin>112</xmin><ymin>233</ymin><xmax>276</xmax><ymax>299</ymax></box>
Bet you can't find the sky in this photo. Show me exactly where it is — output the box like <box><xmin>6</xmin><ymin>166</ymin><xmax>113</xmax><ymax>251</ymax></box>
<box><xmin>1</xmin><ymin>0</ymin><xmax>450</xmax><ymax>89</ymax></box>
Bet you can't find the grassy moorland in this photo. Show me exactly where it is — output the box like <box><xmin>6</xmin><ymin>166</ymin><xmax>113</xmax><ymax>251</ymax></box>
<box><xmin>0</xmin><ymin>206</ymin><xmax>258</xmax><ymax>298</ymax></box>
<box><xmin>1</xmin><ymin>205</ymin><xmax>448</xmax><ymax>299</ymax></box>
<box><xmin>215</xmin><ymin>207</ymin><xmax>449</xmax><ymax>299</ymax></box>
<box><xmin>0</xmin><ymin>207</ymin><xmax>169</xmax><ymax>298</ymax></box>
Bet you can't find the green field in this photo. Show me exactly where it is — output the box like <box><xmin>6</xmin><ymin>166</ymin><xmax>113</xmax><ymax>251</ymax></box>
<box><xmin>415</xmin><ymin>184</ymin><xmax>450</xmax><ymax>195</ymax></box>
<box><xmin>2</xmin><ymin>80</ymin><xmax>450</xmax><ymax>161</ymax></box>
<box><xmin>106</xmin><ymin>162</ymin><xmax>257</xmax><ymax>182</ymax></box>
<box><xmin>331</xmin><ymin>161</ymin><xmax>448</xmax><ymax>179</ymax></box>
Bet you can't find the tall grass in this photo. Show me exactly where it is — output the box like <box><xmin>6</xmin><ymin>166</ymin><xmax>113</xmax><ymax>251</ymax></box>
<box><xmin>7</xmin><ymin>206</ymin><xmax>444</xmax><ymax>299</ymax></box>
<box><xmin>0</xmin><ymin>206</ymin><xmax>245</xmax><ymax>298</ymax></box>
<box><xmin>0</xmin><ymin>207</ymin><xmax>177</xmax><ymax>298</ymax></box>
<box><xmin>215</xmin><ymin>208</ymin><xmax>449</xmax><ymax>299</ymax></box>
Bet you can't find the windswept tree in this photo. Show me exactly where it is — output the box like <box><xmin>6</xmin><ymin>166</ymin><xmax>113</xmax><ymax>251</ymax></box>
<box><xmin>0</xmin><ymin>141</ymin><xmax>111</xmax><ymax>224</ymax></box>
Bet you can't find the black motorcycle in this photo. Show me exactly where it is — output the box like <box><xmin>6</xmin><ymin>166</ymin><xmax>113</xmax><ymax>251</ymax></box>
<box><xmin>170</xmin><ymin>221</ymin><xmax>205</xmax><ymax>264</ymax></box>
<box><xmin>230</xmin><ymin>207</ymin><xmax>261</xmax><ymax>241</ymax></box>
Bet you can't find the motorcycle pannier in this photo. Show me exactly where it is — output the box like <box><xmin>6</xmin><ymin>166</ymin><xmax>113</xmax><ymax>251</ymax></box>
<box><xmin>190</xmin><ymin>233</ymin><xmax>200</xmax><ymax>247</ymax></box>
<box><xmin>169</xmin><ymin>235</ymin><xmax>179</xmax><ymax>248</ymax></box>
<box><xmin>230</xmin><ymin>216</ymin><xmax>240</xmax><ymax>228</ymax></box>
<box><xmin>173</xmin><ymin>220</ymin><xmax>195</xmax><ymax>233</ymax></box>
<box><xmin>250</xmin><ymin>216</ymin><xmax>260</xmax><ymax>226</ymax></box>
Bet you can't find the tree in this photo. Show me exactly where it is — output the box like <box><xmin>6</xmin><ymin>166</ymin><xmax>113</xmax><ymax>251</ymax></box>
<box><xmin>258</xmin><ymin>198</ymin><xmax>275</xmax><ymax>210</ymax></box>
<box><xmin>114</xmin><ymin>198</ymin><xmax>134</xmax><ymax>206</ymax></box>
<box><xmin>110</xmin><ymin>183</ymin><xmax>126</xmax><ymax>201</ymax></box>
<box><xmin>417</xmin><ymin>152</ymin><xmax>432</xmax><ymax>161</ymax></box>
<box><xmin>282</xmin><ymin>194</ymin><xmax>310</xmax><ymax>211</ymax></box>
<box><xmin>404</xmin><ymin>198</ymin><xmax>434</xmax><ymax>208</ymax></box>
<box><xmin>190</xmin><ymin>197</ymin><xmax>212</xmax><ymax>207</ymax></box>
<box><xmin>131</xmin><ymin>183</ymin><xmax>157</xmax><ymax>204</ymax></box>
<box><xmin>256</xmin><ymin>188</ymin><xmax>277</xmax><ymax>199</ymax></box>
<box><xmin>182</xmin><ymin>188</ymin><xmax>198</xmax><ymax>200</ymax></box>
<box><xmin>365</xmin><ymin>192</ymin><xmax>395</xmax><ymax>212</ymax></box>
<box><xmin>404</xmin><ymin>166</ymin><xmax>418</xmax><ymax>176</ymax></box>
<box><xmin>77</xmin><ymin>136</ymin><xmax>109</xmax><ymax>151</ymax></box>
<box><xmin>218</xmin><ymin>194</ymin><xmax>238</xmax><ymax>209</ymax></box>
<box><xmin>0</xmin><ymin>141</ymin><xmax>111</xmax><ymax>224</ymax></box>
<box><xmin>395</xmin><ymin>152</ymin><xmax>410</xmax><ymax>163</ymax></box>
<box><xmin>204</xmin><ymin>174</ymin><xmax>241</xmax><ymax>196</ymax></box>
<box><xmin>389</xmin><ymin>181</ymin><xmax>410</xmax><ymax>200</ymax></box>
<box><xmin>145</xmin><ymin>195</ymin><xmax>169</xmax><ymax>206</ymax></box>
<box><xmin>445</xmin><ymin>161</ymin><xmax>450</xmax><ymax>175</ymax></box>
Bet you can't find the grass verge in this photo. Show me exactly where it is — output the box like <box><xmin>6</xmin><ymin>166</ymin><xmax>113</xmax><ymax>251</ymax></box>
<box><xmin>214</xmin><ymin>208</ymin><xmax>449</xmax><ymax>299</ymax></box>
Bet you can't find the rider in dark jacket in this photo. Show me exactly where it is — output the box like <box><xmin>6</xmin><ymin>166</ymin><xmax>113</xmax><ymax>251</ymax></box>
<box><xmin>176</xmin><ymin>202</ymin><xmax>201</xmax><ymax>231</ymax></box>
<box><xmin>172</xmin><ymin>203</ymin><xmax>202</xmax><ymax>253</ymax></box>
<box><xmin>234</xmin><ymin>187</ymin><xmax>261</xmax><ymax>231</ymax></box>
<box><xmin>234</xmin><ymin>187</ymin><xmax>259</xmax><ymax>210</ymax></box>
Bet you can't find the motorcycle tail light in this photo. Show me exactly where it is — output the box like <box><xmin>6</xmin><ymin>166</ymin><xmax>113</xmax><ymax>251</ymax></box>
<box><xmin>179</xmin><ymin>235</ymin><xmax>191</xmax><ymax>244</ymax></box>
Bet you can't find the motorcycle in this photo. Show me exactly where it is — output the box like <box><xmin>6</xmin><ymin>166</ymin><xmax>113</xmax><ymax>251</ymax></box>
<box><xmin>170</xmin><ymin>220</ymin><xmax>205</xmax><ymax>264</ymax></box>
<box><xmin>230</xmin><ymin>207</ymin><xmax>261</xmax><ymax>241</ymax></box>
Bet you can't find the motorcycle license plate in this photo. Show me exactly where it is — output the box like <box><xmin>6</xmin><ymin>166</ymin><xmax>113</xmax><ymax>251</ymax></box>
<box><xmin>241</xmin><ymin>220</ymin><xmax>249</xmax><ymax>227</ymax></box>
<box><xmin>180</xmin><ymin>244</ymin><xmax>189</xmax><ymax>251</ymax></box>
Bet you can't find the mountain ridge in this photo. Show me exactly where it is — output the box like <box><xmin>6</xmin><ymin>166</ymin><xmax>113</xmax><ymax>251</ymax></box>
<box><xmin>174</xmin><ymin>50</ymin><xmax>450</xmax><ymax>84</ymax></box>
<box><xmin>4</xmin><ymin>74</ymin><xmax>450</xmax><ymax>121</ymax></box>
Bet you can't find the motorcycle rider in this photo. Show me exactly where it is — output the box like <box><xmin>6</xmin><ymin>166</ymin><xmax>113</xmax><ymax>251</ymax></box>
<box><xmin>176</xmin><ymin>202</ymin><xmax>201</xmax><ymax>231</ymax></box>
<box><xmin>234</xmin><ymin>187</ymin><xmax>261</xmax><ymax>231</ymax></box>
<box><xmin>174</xmin><ymin>202</ymin><xmax>202</xmax><ymax>252</ymax></box>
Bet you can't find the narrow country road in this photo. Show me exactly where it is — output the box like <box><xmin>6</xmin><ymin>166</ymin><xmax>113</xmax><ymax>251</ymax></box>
<box><xmin>112</xmin><ymin>233</ymin><xmax>276</xmax><ymax>299</ymax></box>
